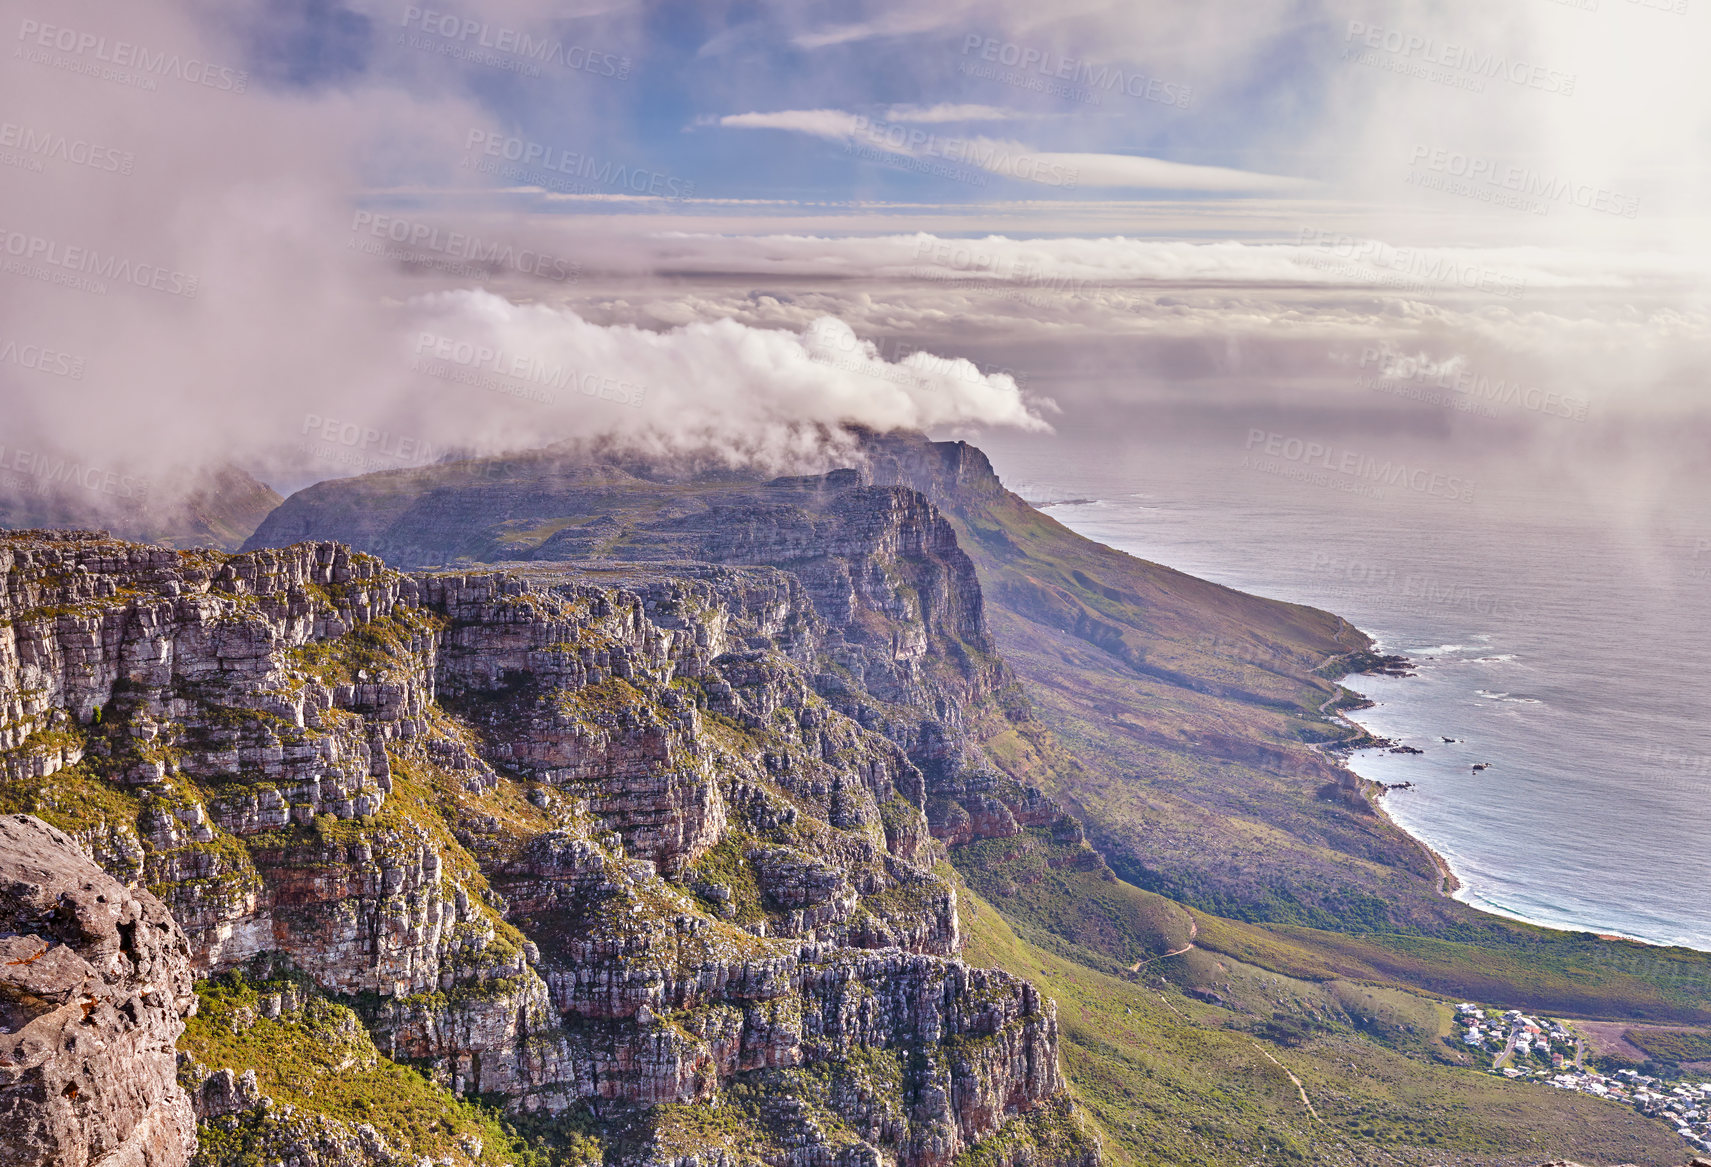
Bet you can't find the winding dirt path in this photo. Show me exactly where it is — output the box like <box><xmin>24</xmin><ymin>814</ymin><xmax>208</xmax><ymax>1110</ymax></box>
<box><xmin>1251</xmin><ymin>1041</ymin><xmax>1322</xmax><ymax>1121</ymax></box>
<box><xmin>1131</xmin><ymin>918</ymin><xmax>1198</xmax><ymax>973</ymax></box>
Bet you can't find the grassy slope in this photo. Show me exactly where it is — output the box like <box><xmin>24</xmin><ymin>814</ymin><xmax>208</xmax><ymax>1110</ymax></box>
<box><xmin>945</xmin><ymin>485</ymin><xmax>1438</xmax><ymax>918</ymax></box>
<box><xmin>956</xmin><ymin>874</ymin><xmax>1692</xmax><ymax>1167</ymax></box>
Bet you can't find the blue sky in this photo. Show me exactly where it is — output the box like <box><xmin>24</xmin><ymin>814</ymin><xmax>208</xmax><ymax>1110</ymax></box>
<box><xmin>222</xmin><ymin>0</ymin><xmax>1370</xmax><ymax>209</ymax></box>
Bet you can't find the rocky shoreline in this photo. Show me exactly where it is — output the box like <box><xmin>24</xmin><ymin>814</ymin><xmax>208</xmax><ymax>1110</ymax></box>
<box><xmin>1320</xmin><ymin>650</ymin><xmax>1465</xmax><ymax>898</ymax></box>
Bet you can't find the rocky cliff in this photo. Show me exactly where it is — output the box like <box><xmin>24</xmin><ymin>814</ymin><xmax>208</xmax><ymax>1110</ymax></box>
<box><xmin>245</xmin><ymin>457</ymin><xmax>1062</xmax><ymax>854</ymax></box>
<box><xmin>0</xmin><ymin>812</ymin><xmax>198</xmax><ymax>1167</ymax></box>
<box><xmin>0</xmin><ymin>529</ymin><xmax>1098</xmax><ymax>1167</ymax></box>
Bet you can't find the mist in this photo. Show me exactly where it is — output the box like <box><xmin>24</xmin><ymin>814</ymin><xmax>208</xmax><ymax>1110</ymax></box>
<box><xmin>2</xmin><ymin>0</ymin><xmax>1707</xmax><ymax>528</ymax></box>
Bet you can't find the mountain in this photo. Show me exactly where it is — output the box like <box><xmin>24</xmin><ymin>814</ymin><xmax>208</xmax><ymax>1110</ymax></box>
<box><xmin>240</xmin><ymin>435</ymin><xmax>1490</xmax><ymax>938</ymax></box>
<box><xmin>0</xmin><ymin>528</ymin><xmax>1098</xmax><ymax>1167</ymax></box>
<box><xmin>0</xmin><ymin>463</ymin><xmax>281</xmax><ymax>550</ymax></box>
<box><xmin>6</xmin><ymin>430</ymin><xmax>1709</xmax><ymax>1166</ymax></box>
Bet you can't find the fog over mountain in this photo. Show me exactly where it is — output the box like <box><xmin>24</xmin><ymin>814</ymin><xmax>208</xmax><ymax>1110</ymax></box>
<box><xmin>6</xmin><ymin>5</ymin><xmax>1711</xmax><ymax>1166</ymax></box>
<box><xmin>3</xmin><ymin>0</ymin><xmax>1707</xmax><ymax>513</ymax></box>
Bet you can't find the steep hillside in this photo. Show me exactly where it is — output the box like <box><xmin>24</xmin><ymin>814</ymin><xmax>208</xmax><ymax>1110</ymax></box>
<box><xmin>853</xmin><ymin>435</ymin><xmax>1711</xmax><ymax>1025</ymax></box>
<box><xmin>241</xmin><ymin>434</ymin><xmax>1711</xmax><ymax>1011</ymax></box>
<box><xmin>243</xmin><ymin>437</ymin><xmax>1441</xmax><ymax>933</ymax></box>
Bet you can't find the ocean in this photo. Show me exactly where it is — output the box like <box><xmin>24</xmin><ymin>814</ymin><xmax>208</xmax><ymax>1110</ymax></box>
<box><xmin>976</xmin><ymin>417</ymin><xmax>1711</xmax><ymax>952</ymax></box>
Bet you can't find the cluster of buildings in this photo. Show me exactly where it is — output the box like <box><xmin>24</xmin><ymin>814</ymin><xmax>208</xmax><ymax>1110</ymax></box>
<box><xmin>1455</xmin><ymin>1003</ymin><xmax>1711</xmax><ymax>1153</ymax></box>
<box><xmin>1456</xmin><ymin>1004</ymin><xmax>1576</xmax><ymax>1065</ymax></box>
<box><xmin>1597</xmin><ymin>1071</ymin><xmax>1711</xmax><ymax>1152</ymax></box>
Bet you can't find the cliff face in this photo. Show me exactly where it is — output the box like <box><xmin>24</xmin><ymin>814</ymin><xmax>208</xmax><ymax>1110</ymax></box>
<box><xmin>0</xmin><ymin>530</ymin><xmax>1095</xmax><ymax>1167</ymax></box>
<box><xmin>0</xmin><ymin>813</ymin><xmax>198</xmax><ymax>1167</ymax></box>
<box><xmin>245</xmin><ymin>459</ymin><xmax>1053</xmax><ymax>850</ymax></box>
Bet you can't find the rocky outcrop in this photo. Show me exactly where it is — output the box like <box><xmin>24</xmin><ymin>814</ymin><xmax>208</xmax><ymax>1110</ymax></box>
<box><xmin>0</xmin><ymin>813</ymin><xmax>197</xmax><ymax>1167</ymax></box>
<box><xmin>0</xmin><ymin>530</ymin><xmax>1093</xmax><ymax>1167</ymax></box>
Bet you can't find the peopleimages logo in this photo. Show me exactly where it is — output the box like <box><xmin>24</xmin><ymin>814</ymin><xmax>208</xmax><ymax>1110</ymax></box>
<box><xmin>16</xmin><ymin>19</ymin><xmax>249</xmax><ymax>92</ymax></box>
<box><xmin>0</xmin><ymin>445</ymin><xmax>148</xmax><ymax>501</ymax></box>
<box><xmin>957</xmin><ymin>34</ymin><xmax>1193</xmax><ymax>108</ymax></box>
<box><xmin>399</xmin><ymin>8</ymin><xmax>630</xmax><ymax>79</ymax></box>
<box><xmin>0</xmin><ymin>334</ymin><xmax>85</xmax><ymax>379</ymax></box>
<box><xmin>1244</xmin><ymin>429</ymin><xmax>1477</xmax><ymax>503</ymax></box>
<box><xmin>347</xmin><ymin>212</ymin><xmax>580</xmax><ymax>281</ymax></box>
<box><xmin>412</xmin><ymin>332</ymin><xmax>647</xmax><ymax>407</ymax></box>
<box><xmin>0</xmin><ymin>228</ymin><xmax>198</xmax><ymax>297</ymax></box>
<box><xmin>1308</xmin><ymin>552</ymin><xmax>1539</xmax><ymax>623</ymax></box>
<box><xmin>1343</xmin><ymin>21</ymin><xmax>1577</xmax><ymax>95</ymax></box>
<box><xmin>1296</xmin><ymin>228</ymin><xmax>1526</xmax><ymax>298</ymax></box>
<box><xmin>0</xmin><ymin>121</ymin><xmax>134</xmax><ymax>175</ymax></box>
<box><xmin>909</xmin><ymin>237</ymin><xmax>1098</xmax><ymax>298</ymax></box>
<box><xmin>1356</xmin><ymin>346</ymin><xmax>1589</xmax><ymax>421</ymax></box>
<box><xmin>462</xmin><ymin>131</ymin><xmax>693</xmax><ymax>199</ymax></box>
<box><xmin>846</xmin><ymin>116</ymin><xmax>1077</xmax><ymax>188</ymax></box>
<box><xmin>301</xmin><ymin>414</ymin><xmax>447</xmax><ymax>466</ymax></box>
<box><xmin>1408</xmin><ymin>146</ymin><xmax>1639</xmax><ymax>220</ymax></box>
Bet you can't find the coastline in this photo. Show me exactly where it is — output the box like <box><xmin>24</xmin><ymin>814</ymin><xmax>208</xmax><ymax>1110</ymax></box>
<box><xmin>1329</xmin><ymin>652</ymin><xmax>1699</xmax><ymax>951</ymax></box>
<box><xmin>1321</xmin><ymin>661</ymin><xmax>1466</xmax><ymax>900</ymax></box>
<box><xmin>1366</xmin><ymin>781</ymin><xmax>1464</xmax><ymax>897</ymax></box>
<box><xmin>1016</xmin><ymin>500</ymin><xmax>1711</xmax><ymax>955</ymax></box>
<box><xmin>1314</xmin><ymin>653</ymin><xmax>1464</xmax><ymax>896</ymax></box>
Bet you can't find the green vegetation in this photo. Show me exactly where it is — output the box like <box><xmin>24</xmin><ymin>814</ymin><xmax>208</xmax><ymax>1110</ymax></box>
<box><xmin>0</xmin><ymin>759</ymin><xmax>142</xmax><ymax>838</ymax></box>
<box><xmin>953</xmin><ymin>1098</ymin><xmax>1102</xmax><ymax>1167</ymax></box>
<box><xmin>1187</xmin><ymin>913</ymin><xmax>1711</xmax><ymax>1022</ymax></box>
<box><xmin>288</xmin><ymin>610</ymin><xmax>441</xmax><ymax>684</ymax></box>
<box><xmin>681</xmin><ymin>835</ymin><xmax>762</xmax><ymax>927</ymax></box>
<box><xmin>955</xmin><ymin>877</ymin><xmax>1691</xmax><ymax>1167</ymax></box>
<box><xmin>183</xmin><ymin>965</ymin><xmax>551</xmax><ymax>1167</ymax></box>
<box><xmin>933</xmin><ymin>459</ymin><xmax>1711</xmax><ymax>1026</ymax></box>
<box><xmin>16</xmin><ymin>446</ymin><xmax>1711</xmax><ymax>1167</ymax></box>
<box><xmin>952</xmin><ymin>825</ymin><xmax>1193</xmax><ymax>977</ymax></box>
<box><xmin>1624</xmin><ymin>1027</ymin><xmax>1711</xmax><ymax>1064</ymax></box>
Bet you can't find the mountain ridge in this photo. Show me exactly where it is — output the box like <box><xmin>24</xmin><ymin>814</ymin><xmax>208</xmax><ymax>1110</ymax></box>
<box><xmin>7</xmin><ymin>430</ymin><xmax>1711</xmax><ymax>1165</ymax></box>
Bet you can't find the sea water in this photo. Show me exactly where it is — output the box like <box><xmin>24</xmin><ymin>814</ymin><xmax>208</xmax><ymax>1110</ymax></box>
<box><xmin>977</xmin><ymin>423</ymin><xmax>1711</xmax><ymax>951</ymax></box>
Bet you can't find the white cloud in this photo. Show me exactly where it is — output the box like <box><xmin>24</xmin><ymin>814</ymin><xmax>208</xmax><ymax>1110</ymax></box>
<box><xmin>625</xmin><ymin>230</ymin><xmax>1666</xmax><ymax>292</ymax></box>
<box><xmin>392</xmin><ymin>290</ymin><xmax>1052</xmax><ymax>474</ymax></box>
<box><xmin>716</xmin><ymin>109</ymin><xmax>866</xmax><ymax>138</ymax></box>
<box><xmin>713</xmin><ymin>113</ymin><xmax>1309</xmax><ymax>192</ymax></box>
<box><xmin>883</xmin><ymin>103</ymin><xmax>1022</xmax><ymax>123</ymax></box>
<box><xmin>930</xmin><ymin>139</ymin><xmax>1312</xmax><ymax>192</ymax></box>
<box><xmin>789</xmin><ymin>5</ymin><xmax>977</xmax><ymax>50</ymax></box>
<box><xmin>1030</xmin><ymin>151</ymin><xmax>1314</xmax><ymax>193</ymax></box>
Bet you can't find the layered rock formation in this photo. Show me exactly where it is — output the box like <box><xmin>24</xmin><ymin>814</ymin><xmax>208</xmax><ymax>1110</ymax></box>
<box><xmin>244</xmin><ymin>454</ymin><xmax>1057</xmax><ymax>845</ymax></box>
<box><xmin>0</xmin><ymin>529</ymin><xmax>1097</xmax><ymax>1167</ymax></box>
<box><xmin>0</xmin><ymin>813</ymin><xmax>197</xmax><ymax>1167</ymax></box>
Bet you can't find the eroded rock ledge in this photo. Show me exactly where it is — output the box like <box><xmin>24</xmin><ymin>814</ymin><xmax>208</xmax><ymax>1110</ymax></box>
<box><xmin>0</xmin><ymin>813</ymin><xmax>197</xmax><ymax>1167</ymax></box>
